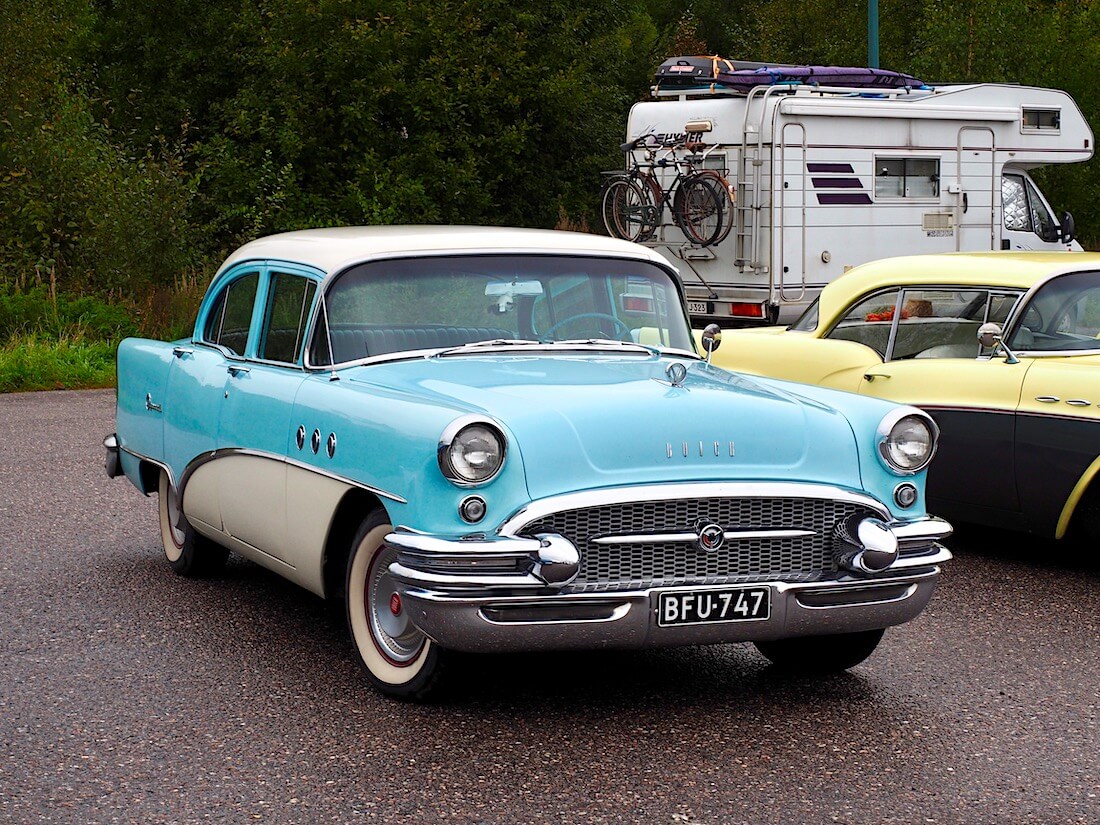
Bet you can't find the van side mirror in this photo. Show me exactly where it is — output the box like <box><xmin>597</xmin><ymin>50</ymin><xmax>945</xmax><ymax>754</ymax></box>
<box><xmin>1061</xmin><ymin>211</ymin><xmax>1076</xmax><ymax>244</ymax></box>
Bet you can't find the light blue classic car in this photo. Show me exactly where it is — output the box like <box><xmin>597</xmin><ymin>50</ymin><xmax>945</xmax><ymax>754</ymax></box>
<box><xmin>106</xmin><ymin>226</ymin><xmax>952</xmax><ymax>698</ymax></box>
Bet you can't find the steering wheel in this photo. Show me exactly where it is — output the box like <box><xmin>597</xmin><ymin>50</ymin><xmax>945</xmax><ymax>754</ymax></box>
<box><xmin>543</xmin><ymin>313</ymin><xmax>632</xmax><ymax>341</ymax></box>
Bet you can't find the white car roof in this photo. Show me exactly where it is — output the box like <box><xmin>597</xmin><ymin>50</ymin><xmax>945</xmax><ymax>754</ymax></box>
<box><xmin>217</xmin><ymin>226</ymin><xmax>675</xmax><ymax>278</ymax></box>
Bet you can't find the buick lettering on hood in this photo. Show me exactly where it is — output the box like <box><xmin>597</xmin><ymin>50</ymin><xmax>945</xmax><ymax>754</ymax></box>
<box><xmin>105</xmin><ymin>226</ymin><xmax>951</xmax><ymax>699</ymax></box>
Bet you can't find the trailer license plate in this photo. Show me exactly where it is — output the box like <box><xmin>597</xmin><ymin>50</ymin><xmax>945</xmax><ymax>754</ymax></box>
<box><xmin>657</xmin><ymin>587</ymin><xmax>771</xmax><ymax>627</ymax></box>
<box><xmin>687</xmin><ymin>301</ymin><xmax>710</xmax><ymax>314</ymax></box>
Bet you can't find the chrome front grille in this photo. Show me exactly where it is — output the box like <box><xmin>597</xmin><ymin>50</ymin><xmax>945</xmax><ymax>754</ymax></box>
<box><xmin>519</xmin><ymin>497</ymin><xmax>879</xmax><ymax>593</ymax></box>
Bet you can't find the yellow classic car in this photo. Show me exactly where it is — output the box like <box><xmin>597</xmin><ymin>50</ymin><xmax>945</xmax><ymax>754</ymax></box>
<box><xmin>708</xmin><ymin>251</ymin><xmax>1100</xmax><ymax>539</ymax></box>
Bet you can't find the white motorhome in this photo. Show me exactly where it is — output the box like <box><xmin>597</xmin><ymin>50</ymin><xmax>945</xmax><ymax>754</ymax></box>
<box><xmin>626</xmin><ymin>72</ymin><xmax>1094</xmax><ymax>324</ymax></box>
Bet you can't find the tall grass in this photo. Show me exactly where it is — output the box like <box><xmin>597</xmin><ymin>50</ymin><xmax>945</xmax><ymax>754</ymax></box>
<box><xmin>0</xmin><ymin>331</ymin><xmax>116</xmax><ymax>392</ymax></box>
<box><xmin>0</xmin><ymin>274</ymin><xmax>207</xmax><ymax>392</ymax></box>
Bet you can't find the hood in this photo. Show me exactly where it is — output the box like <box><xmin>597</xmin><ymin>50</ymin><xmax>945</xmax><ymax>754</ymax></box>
<box><xmin>348</xmin><ymin>353</ymin><xmax>863</xmax><ymax>500</ymax></box>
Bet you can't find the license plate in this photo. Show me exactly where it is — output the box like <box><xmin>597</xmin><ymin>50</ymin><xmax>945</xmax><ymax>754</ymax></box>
<box><xmin>687</xmin><ymin>300</ymin><xmax>710</xmax><ymax>314</ymax></box>
<box><xmin>657</xmin><ymin>587</ymin><xmax>771</xmax><ymax>627</ymax></box>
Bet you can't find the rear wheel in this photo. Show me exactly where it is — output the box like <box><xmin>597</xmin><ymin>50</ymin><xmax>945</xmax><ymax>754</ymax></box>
<box><xmin>753</xmin><ymin>629</ymin><xmax>885</xmax><ymax>674</ymax></box>
<box><xmin>601</xmin><ymin>177</ymin><xmax>654</xmax><ymax>242</ymax></box>
<box><xmin>157</xmin><ymin>469</ymin><xmax>228</xmax><ymax>576</ymax></box>
<box><xmin>346</xmin><ymin>508</ymin><xmax>445</xmax><ymax>699</ymax></box>
<box><xmin>673</xmin><ymin>174</ymin><xmax>727</xmax><ymax>246</ymax></box>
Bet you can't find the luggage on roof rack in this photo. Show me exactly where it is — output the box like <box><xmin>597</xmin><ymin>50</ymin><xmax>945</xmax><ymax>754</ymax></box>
<box><xmin>715</xmin><ymin>65</ymin><xmax>926</xmax><ymax>90</ymax></box>
<box><xmin>654</xmin><ymin>56</ymin><xmax>737</xmax><ymax>88</ymax></box>
<box><xmin>653</xmin><ymin>56</ymin><xmax>926</xmax><ymax>93</ymax></box>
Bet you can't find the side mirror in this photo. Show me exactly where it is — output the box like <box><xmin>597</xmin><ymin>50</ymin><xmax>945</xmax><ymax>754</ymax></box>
<box><xmin>701</xmin><ymin>323</ymin><xmax>722</xmax><ymax>363</ymax></box>
<box><xmin>977</xmin><ymin>322</ymin><xmax>1019</xmax><ymax>364</ymax></box>
<box><xmin>976</xmin><ymin>322</ymin><xmax>1002</xmax><ymax>350</ymax></box>
<box><xmin>1061</xmin><ymin>211</ymin><xmax>1076</xmax><ymax>244</ymax></box>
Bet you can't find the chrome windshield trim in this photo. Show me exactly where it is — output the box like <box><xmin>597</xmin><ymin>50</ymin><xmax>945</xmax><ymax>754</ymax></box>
<box><xmin>592</xmin><ymin>528</ymin><xmax>818</xmax><ymax>545</ymax></box>
<box><xmin>499</xmin><ymin>482</ymin><xmax>890</xmax><ymax>535</ymax></box>
<box><xmin>177</xmin><ymin>447</ymin><xmax>407</xmax><ymax>504</ymax></box>
<box><xmin>300</xmin><ymin>250</ymin><xmax>689</xmax><ymax>371</ymax></box>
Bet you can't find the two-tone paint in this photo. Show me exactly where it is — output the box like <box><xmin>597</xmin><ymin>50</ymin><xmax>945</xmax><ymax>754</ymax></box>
<box><xmin>710</xmin><ymin>250</ymin><xmax>1100</xmax><ymax>537</ymax></box>
<box><xmin>108</xmin><ymin>226</ymin><xmax>952</xmax><ymax>688</ymax></box>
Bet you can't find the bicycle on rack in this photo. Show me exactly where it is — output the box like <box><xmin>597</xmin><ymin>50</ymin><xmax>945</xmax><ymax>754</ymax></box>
<box><xmin>601</xmin><ymin>131</ymin><xmax>734</xmax><ymax>247</ymax></box>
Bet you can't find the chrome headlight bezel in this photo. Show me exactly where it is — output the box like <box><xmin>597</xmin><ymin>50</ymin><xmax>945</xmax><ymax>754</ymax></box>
<box><xmin>437</xmin><ymin>415</ymin><xmax>507</xmax><ymax>486</ymax></box>
<box><xmin>876</xmin><ymin>408</ymin><xmax>939</xmax><ymax>475</ymax></box>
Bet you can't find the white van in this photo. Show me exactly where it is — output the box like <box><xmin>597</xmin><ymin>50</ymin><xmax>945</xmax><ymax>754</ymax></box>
<box><xmin>625</xmin><ymin>65</ymin><xmax>1094</xmax><ymax>324</ymax></box>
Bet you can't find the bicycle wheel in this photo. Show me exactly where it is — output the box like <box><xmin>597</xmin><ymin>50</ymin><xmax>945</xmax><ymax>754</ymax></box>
<box><xmin>601</xmin><ymin>177</ymin><xmax>652</xmax><ymax>242</ymax></box>
<box><xmin>672</xmin><ymin>174</ymin><xmax>727</xmax><ymax>246</ymax></box>
<box><xmin>688</xmin><ymin>170</ymin><xmax>735</xmax><ymax>245</ymax></box>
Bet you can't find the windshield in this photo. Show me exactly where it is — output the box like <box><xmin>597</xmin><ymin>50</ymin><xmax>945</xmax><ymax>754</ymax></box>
<box><xmin>1007</xmin><ymin>270</ymin><xmax>1100</xmax><ymax>352</ymax></box>
<box><xmin>310</xmin><ymin>254</ymin><xmax>692</xmax><ymax>365</ymax></box>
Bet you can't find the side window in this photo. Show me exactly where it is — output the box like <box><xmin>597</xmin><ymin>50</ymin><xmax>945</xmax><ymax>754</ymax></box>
<box><xmin>889</xmin><ymin>289</ymin><xmax>990</xmax><ymax>360</ymax></box>
<box><xmin>260</xmin><ymin>272</ymin><xmax>317</xmax><ymax>364</ymax></box>
<box><xmin>875</xmin><ymin>157</ymin><xmax>939</xmax><ymax>199</ymax></box>
<box><xmin>203</xmin><ymin>272</ymin><xmax>260</xmax><ymax>356</ymax></box>
<box><xmin>825</xmin><ymin>289</ymin><xmax>900</xmax><ymax>357</ymax></box>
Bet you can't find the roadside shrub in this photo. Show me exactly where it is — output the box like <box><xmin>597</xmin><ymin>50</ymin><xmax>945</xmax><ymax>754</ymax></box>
<box><xmin>0</xmin><ymin>286</ymin><xmax>138</xmax><ymax>342</ymax></box>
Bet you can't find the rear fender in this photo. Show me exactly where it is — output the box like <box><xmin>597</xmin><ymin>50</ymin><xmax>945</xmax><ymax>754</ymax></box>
<box><xmin>115</xmin><ymin>338</ymin><xmax>177</xmax><ymax>491</ymax></box>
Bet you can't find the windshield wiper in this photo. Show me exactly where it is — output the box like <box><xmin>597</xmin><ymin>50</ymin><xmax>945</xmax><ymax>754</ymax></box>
<box><xmin>433</xmin><ymin>339</ymin><xmax>544</xmax><ymax>357</ymax></box>
<box><xmin>548</xmin><ymin>338</ymin><xmax>663</xmax><ymax>356</ymax></box>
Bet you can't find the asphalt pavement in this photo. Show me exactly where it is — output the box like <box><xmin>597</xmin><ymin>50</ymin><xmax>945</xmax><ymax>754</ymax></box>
<box><xmin>0</xmin><ymin>389</ymin><xmax>1097</xmax><ymax>824</ymax></box>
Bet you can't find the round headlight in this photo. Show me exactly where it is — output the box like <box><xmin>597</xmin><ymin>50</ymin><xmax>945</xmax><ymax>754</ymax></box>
<box><xmin>438</xmin><ymin>419</ymin><xmax>506</xmax><ymax>484</ymax></box>
<box><xmin>877</xmin><ymin>411</ymin><xmax>937</xmax><ymax>474</ymax></box>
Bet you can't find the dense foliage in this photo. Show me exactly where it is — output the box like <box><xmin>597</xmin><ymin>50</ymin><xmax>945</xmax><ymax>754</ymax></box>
<box><xmin>2</xmin><ymin>0</ymin><xmax>1099</xmax><ymax>303</ymax></box>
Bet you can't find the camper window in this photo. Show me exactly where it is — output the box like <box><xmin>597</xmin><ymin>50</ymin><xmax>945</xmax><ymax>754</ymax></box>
<box><xmin>875</xmin><ymin>158</ymin><xmax>939</xmax><ymax>199</ymax></box>
<box><xmin>1022</xmin><ymin>108</ymin><xmax>1060</xmax><ymax>133</ymax></box>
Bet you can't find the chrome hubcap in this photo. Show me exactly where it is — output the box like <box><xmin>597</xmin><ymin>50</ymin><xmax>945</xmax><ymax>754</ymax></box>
<box><xmin>368</xmin><ymin>546</ymin><xmax>424</xmax><ymax>663</ymax></box>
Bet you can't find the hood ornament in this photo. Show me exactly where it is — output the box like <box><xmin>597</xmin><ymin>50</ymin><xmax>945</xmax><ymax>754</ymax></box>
<box><xmin>665</xmin><ymin>362</ymin><xmax>688</xmax><ymax>387</ymax></box>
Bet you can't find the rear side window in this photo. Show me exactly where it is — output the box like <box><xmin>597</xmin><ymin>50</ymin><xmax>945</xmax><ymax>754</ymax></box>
<box><xmin>260</xmin><ymin>272</ymin><xmax>317</xmax><ymax>364</ymax></box>
<box><xmin>204</xmin><ymin>272</ymin><xmax>260</xmax><ymax>356</ymax></box>
<box><xmin>825</xmin><ymin>289</ymin><xmax>901</xmax><ymax>357</ymax></box>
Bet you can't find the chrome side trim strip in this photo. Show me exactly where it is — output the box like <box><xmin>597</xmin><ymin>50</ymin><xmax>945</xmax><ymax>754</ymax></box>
<box><xmin>500</xmin><ymin>482</ymin><xmax>890</xmax><ymax>535</ymax></box>
<box><xmin>178</xmin><ymin>447</ymin><xmax>407</xmax><ymax>504</ymax></box>
<box><xmin>592</xmin><ymin>528</ymin><xmax>817</xmax><ymax>545</ymax></box>
<box><xmin>119</xmin><ymin>445</ymin><xmax>174</xmax><ymax>489</ymax></box>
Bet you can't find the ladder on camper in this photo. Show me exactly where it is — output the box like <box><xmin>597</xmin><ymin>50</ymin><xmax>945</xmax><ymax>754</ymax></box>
<box><xmin>732</xmin><ymin>85</ymin><xmax>780</xmax><ymax>293</ymax></box>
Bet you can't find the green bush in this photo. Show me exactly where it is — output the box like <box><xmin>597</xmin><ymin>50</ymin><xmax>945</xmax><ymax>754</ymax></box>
<box><xmin>0</xmin><ymin>286</ymin><xmax>137</xmax><ymax>341</ymax></box>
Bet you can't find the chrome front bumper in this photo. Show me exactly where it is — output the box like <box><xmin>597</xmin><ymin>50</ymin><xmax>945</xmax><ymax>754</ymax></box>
<box><xmin>385</xmin><ymin>514</ymin><xmax>952</xmax><ymax>654</ymax></box>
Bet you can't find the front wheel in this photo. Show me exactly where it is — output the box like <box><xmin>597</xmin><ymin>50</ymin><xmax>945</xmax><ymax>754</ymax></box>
<box><xmin>157</xmin><ymin>469</ymin><xmax>228</xmax><ymax>576</ymax></box>
<box><xmin>346</xmin><ymin>508</ymin><xmax>445</xmax><ymax>699</ymax></box>
<box><xmin>753</xmin><ymin>629</ymin><xmax>885</xmax><ymax>674</ymax></box>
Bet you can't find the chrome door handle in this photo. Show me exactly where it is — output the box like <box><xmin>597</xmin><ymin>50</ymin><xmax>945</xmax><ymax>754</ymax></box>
<box><xmin>863</xmin><ymin>372</ymin><xmax>891</xmax><ymax>382</ymax></box>
<box><xmin>227</xmin><ymin>365</ymin><xmax>251</xmax><ymax>376</ymax></box>
<box><xmin>172</xmin><ymin>346</ymin><xmax>194</xmax><ymax>358</ymax></box>
<box><xmin>145</xmin><ymin>393</ymin><xmax>162</xmax><ymax>412</ymax></box>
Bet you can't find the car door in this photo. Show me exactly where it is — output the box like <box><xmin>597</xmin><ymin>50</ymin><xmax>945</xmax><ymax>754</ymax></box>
<box><xmin>855</xmin><ymin>287</ymin><xmax>1028</xmax><ymax>512</ymax></box>
<box><xmin>215</xmin><ymin>266</ymin><xmax>318</xmax><ymax>564</ymax></box>
<box><xmin>1009</xmin><ymin>271</ymin><xmax>1100</xmax><ymax>534</ymax></box>
<box><xmin>165</xmin><ymin>267</ymin><xmax>263</xmax><ymax>533</ymax></box>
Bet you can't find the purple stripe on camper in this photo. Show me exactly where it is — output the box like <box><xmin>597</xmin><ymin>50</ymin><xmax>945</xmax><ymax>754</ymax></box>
<box><xmin>807</xmin><ymin>163</ymin><xmax>855</xmax><ymax>174</ymax></box>
<box><xmin>817</xmin><ymin>193</ymin><xmax>874</xmax><ymax>205</ymax></box>
<box><xmin>811</xmin><ymin>177</ymin><xmax>863</xmax><ymax>188</ymax></box>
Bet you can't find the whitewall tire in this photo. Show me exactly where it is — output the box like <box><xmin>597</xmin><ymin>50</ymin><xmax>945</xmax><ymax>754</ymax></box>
<box><xmin>346</xmin><ymin>508</ymin><xmax>444</xmax><ymax>699</ymax></box>
<box><xmin>157</xmin><ymin>469</ymin><xmax>228</xmax><ymax>576</ymax></box>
